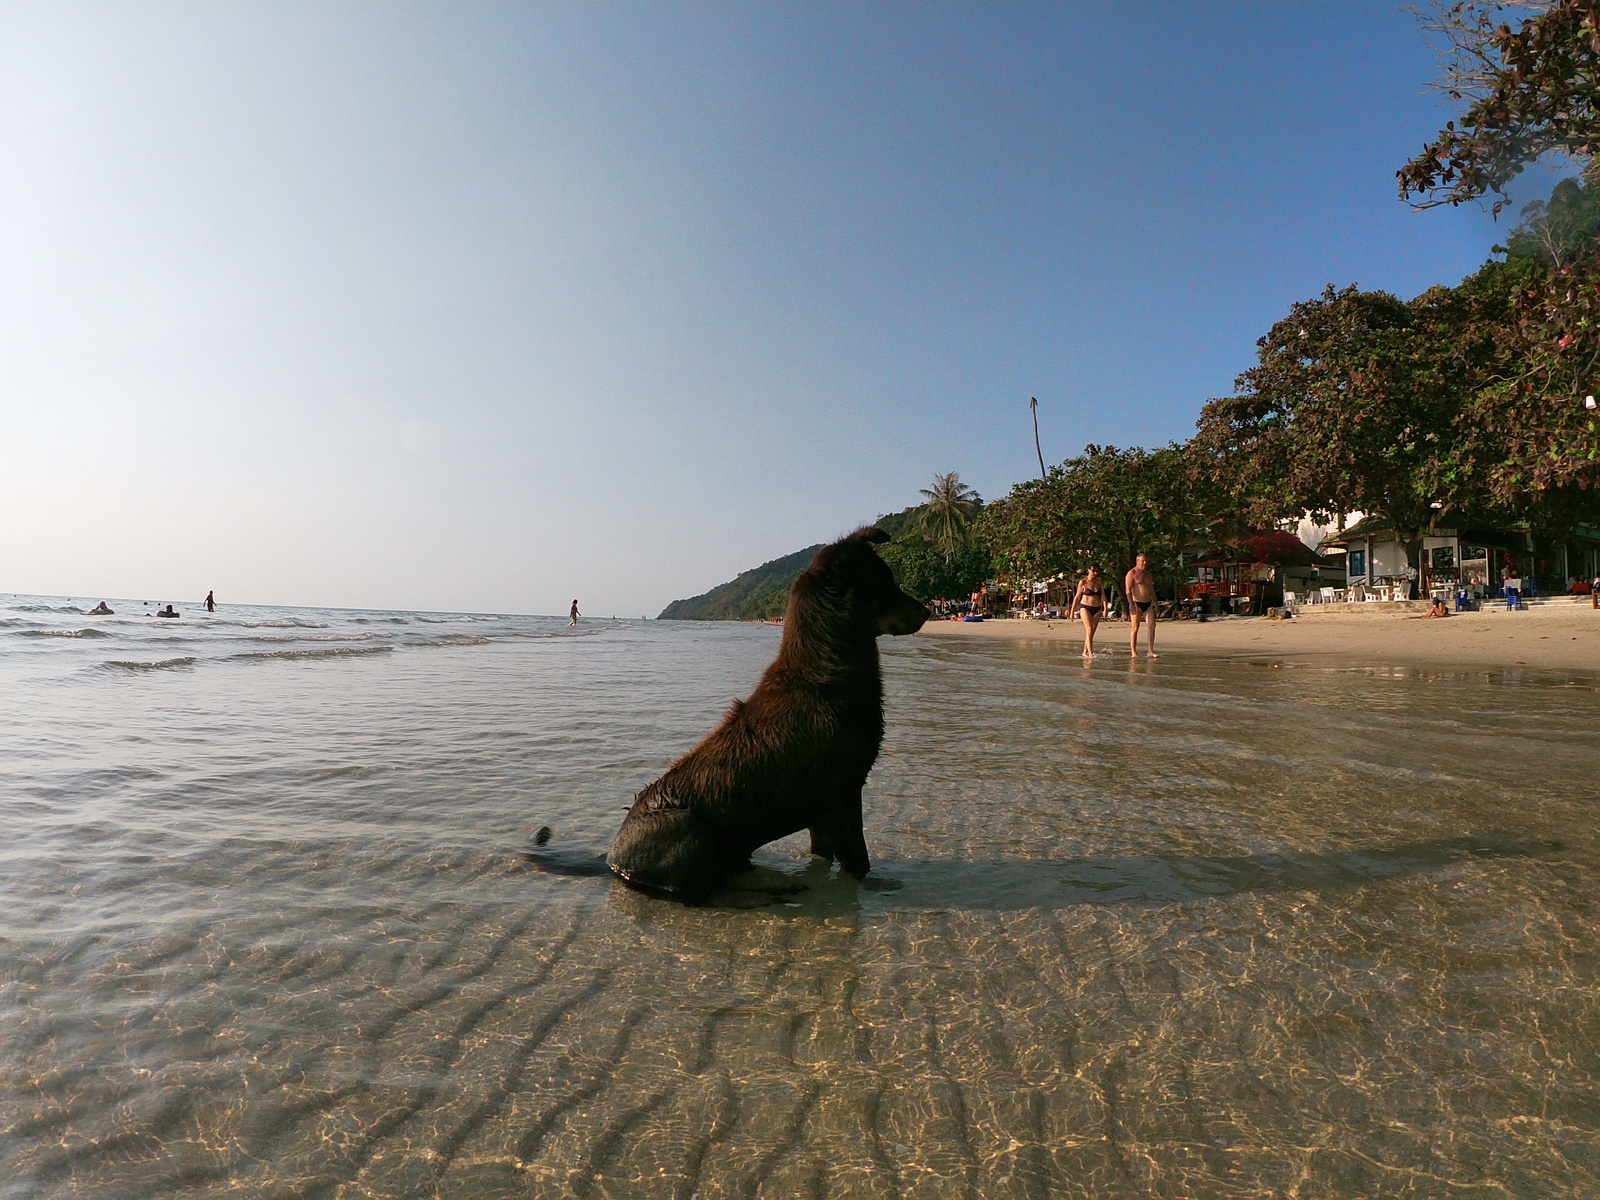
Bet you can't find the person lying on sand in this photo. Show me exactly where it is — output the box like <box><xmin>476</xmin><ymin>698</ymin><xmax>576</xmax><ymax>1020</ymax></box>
<box><xmin>1408</xmin><ymin>598</ymin><xmax>1452</xmax><ymax>619</ymax></box>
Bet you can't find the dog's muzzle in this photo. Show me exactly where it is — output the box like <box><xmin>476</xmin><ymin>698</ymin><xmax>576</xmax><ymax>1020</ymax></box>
<box><xmin>879</xmin><ymin>601</ymin><xmax>929</xmax><ymax>636</ymax></box>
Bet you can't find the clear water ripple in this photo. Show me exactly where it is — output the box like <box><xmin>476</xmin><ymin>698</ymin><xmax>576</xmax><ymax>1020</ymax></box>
<box><xmin>1</xmin><ymin>594</ymin><xmax>1597</xmax><ymax>1198</ymax></box>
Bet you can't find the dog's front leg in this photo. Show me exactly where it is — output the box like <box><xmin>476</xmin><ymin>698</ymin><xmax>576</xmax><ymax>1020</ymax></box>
<box><xmin>830</xmin><ymin>788</ymin><xmax>871</xmax><ymax>879</ymax></box>
<box><xmin>807</xmin><ymin>825</ymin><xmax>837</xmax><ymax>862</ymax></box>
<box><xmin>835</xmin><ymin>827</ymin><xmax>870</xmax><ymax>879</ymax></box>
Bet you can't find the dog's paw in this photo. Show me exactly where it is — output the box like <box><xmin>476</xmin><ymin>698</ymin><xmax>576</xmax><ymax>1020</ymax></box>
<box><xmin>858</xmin><ymin>875</ymin><xmax>902</xmax><ymax>893</ymax></box>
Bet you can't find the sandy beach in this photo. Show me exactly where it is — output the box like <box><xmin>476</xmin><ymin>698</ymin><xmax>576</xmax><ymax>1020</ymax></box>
<box><xmin>919</xmin><ymin>602</ymin><xmax>1600</xmax><ymax>674</ymax></box>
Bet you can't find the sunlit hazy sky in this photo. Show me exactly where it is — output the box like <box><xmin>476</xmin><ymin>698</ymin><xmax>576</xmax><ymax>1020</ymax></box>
<box><xmin>0</xmin><ymin>3</ymin><xmax>1548</xmax><ymax>615</ymax></box>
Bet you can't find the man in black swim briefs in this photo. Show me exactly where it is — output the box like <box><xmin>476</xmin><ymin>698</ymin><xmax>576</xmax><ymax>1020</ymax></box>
<box><xmin>1125</xmin><ymin>553</ymin><xmax>1159</xmax><ymax>659</ymax></box>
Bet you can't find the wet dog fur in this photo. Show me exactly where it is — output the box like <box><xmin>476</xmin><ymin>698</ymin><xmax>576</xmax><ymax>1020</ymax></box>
<box><xmin>600</xmin><ymin>527</ymin><xmax>927</xmax><ymax>899</ymax></box>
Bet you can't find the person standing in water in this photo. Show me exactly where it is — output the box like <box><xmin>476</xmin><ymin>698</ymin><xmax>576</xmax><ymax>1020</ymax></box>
<box><xmin>568</xmin><ymin>599</ymin><xmax>580</xmax><ymax>626</ymax></box>
<box><xmin>1123</xmin><ymin>553</ymin><xmax>1159</xmax><ymax>659</ymax></box>
<box><xmin>1071</xmin><ymin>566</ymin><xmax>1105</xmax><ymax>659</ymax></box>
<box><xmin>204</xmin><ymin>590</ymin><xmax>215</xmax><ymax>612</ymax></box>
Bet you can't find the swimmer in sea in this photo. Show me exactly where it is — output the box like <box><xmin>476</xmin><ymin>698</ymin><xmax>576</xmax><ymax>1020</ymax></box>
<box><xmin>1124</xmin><ymin>553</ymin><xmax>1159</xmax><ymax>659</ymax></box>
<box><xmin>155</xmin><ymin>604</ymin><xmax>180</xmax><ymax>618</ymax></box>
<box><xmin>569</xmin><ymin>599</ymin><xmax>580</xmax><ymax>626</ymax></box>
<box><xmin>204</xmin><ymin>590</ymin><xmax>215</xmax><ymax>612</ymax></box>
<box><xmin>1072</xmin><ymin>565</ymin><xmax>1106</xmax><ymax>659</ymax></box>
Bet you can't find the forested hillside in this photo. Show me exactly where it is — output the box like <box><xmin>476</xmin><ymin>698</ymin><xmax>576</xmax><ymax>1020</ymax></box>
<box><xmin>656</xmin><ymin>506</ymin><xmax>923</xmax><ymax>620</ymax></box>
<box><xmin>656</xmin><ymin>544</ymin><xmax>823</xmax><ymax>621</ymax></box>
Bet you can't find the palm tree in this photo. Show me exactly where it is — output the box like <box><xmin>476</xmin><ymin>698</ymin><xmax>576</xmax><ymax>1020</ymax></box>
<box><xmin>918</xmin><ymin>471</ymin><xmax>980</xmax><ymax>557</ymax></box>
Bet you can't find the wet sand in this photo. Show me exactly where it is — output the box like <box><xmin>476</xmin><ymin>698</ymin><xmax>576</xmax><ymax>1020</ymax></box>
<box><xmin>920</xmin><ymin>605</ymin><xmax>1600</xmax><ymax>673</ymax></box>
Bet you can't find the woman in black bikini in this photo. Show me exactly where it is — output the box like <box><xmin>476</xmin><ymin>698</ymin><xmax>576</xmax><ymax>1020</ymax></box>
<box><xmin>1072</xmin><ymin>565</ymin><xmax>1105</xmax><ymax>659</ymax></box>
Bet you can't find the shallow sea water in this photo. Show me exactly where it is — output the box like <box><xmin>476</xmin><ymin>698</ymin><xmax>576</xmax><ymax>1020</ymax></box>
<box><xmin>2</xmin><ymin>595</ymin><xmax>1598</xmax><ymax>1199</ymax></box>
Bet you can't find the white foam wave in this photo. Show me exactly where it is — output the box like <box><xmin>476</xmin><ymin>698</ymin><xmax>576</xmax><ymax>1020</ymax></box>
<box><xmin>241</xmin><ymin>634</ymin><xmax>383</xmax><ymax>644</ymax></box>
<box><xmin>217</xmin><ymin>619</ymin><xmax>332</xmax><ymax>630</ymax></box>
<box><xmin>234</xmin><ymin>646</ymin><xmax>395</xmax><ymax>662</ymax></box>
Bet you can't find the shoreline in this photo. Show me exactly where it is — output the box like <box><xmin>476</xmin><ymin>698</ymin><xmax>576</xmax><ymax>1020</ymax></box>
<box><xmin>916</xmin><ymin>605</ymin><xmax>1600</xmax><ymax>675</ymax></box>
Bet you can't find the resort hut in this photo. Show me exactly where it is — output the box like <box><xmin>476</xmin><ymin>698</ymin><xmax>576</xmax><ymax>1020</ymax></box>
<box><xmin>1034</xmin><ymin>573</ymin><xmax>1073</xmax><ymax>616</ymax></box>
<box><xmin>1183</xmin><ymin>532</ymin><xmax>1331</xmax><ymax>615</ymax></box>
<box><xmin>1314</xmin><ymin>517</ymin><xmax>1600</xmax><ymax>602</ymax></box>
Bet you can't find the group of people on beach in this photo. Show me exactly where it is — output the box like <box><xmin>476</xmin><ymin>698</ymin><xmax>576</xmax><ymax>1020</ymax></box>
<box><xmin>1071</xmin><ymin>554</ymin><xmax>1159</xmax><ymax>660</ymax></box>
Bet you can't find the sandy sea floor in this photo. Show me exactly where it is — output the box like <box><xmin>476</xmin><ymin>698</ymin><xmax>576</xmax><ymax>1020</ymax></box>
<box><xmin>4</xmin><ymin>598</ymin><xmax>1600</xmax><ymax>1198</ymax></box>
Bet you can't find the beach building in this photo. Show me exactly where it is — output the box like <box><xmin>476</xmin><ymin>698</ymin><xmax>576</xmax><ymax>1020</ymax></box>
<box><xmin>1029</xmin><ymin>574</ymin><xmax>1075</xmax><ymax>616</ymax></box>
<box><xmin>972</xmin><ymin>583</ymin><xmax>1011</xmax><ymax>617</ymax></box>
<box><xmin>1182</xmin><ymin>532</ymin><xmax>1338</xmax><ymax>614</ymax></box>
<box><xmin>1318</xmin><ymin>516</ymin><xmax>1600</xmax><ymax>600</ymax></box>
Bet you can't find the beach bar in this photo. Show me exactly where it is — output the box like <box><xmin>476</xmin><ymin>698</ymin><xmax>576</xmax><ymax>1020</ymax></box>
<box><xmin>1319</xmin><ymin>516</ymin><xmax>1600</xmax><ymax>601</ymax></box>
<box><xmin>1182</xmin><ymin>532</ymin><xmax>1336</xmax><ymax>615</ymax></box>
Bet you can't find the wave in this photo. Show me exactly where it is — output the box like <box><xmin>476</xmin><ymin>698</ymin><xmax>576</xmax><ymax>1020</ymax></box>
<box><xmin>11</xmin><ymin>604</ymin><xmax>89</xmax><ymax>614</ymax></box>
<box><xmin>215</xmin><ymin>619</ymin><xmax>332</xmax><ymax>630</ymax></box>
<box><xmin>234</xmin><ymin>646</ymin><xmax>395</xmax><ymax>662</ymax></box>
<box><xmin>352</xmin><ymin>616</ymin><xmax>410</xmax><ymax>625</ymax></box>
<box><xmin>413</xmin><ymin>634</ymin><xmax>492</xmax><ymax>647</ymax></box>
<box><xmin>103</xmin><ymin>657</ymin><xmax>197</xmax><ymax>671</ymax></box>
<box><xmin>507</xmin><ymin>626</ymin><xmax>614</xmax><ymax>639</ymax></box>
<box><xmin>21</xmin><ymin>628</ymin><xmax>115</xmax><ymax>639</ymax></box>
<box><xmin>241</xmin><ymin>634</ymin><xmax>382</xmax><ymax>644</ymax></box>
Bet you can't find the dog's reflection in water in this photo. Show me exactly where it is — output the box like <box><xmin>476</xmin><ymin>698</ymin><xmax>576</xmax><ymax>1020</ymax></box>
<box><xmin>523</xmin><ymin>826</ymin><xmax>905</xmax><ymax>910</ymax></box>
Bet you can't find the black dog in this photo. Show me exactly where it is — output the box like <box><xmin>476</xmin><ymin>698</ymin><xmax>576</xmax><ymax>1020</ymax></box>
<box><xmin>602</xmin><ymin>527</ymin><xmax>926</xmax><ymax>898</ymax></box>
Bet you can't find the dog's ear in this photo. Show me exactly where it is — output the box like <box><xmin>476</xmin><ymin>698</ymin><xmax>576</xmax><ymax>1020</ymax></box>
<box><xmin>850</xmin><ymin>527</ymin><xmax>890</xmax><ymax>546</ymax></box>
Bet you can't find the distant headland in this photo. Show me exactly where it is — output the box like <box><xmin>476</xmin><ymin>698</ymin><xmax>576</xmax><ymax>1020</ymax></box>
<box><xmin>657</xmin><ymin>505</ymin><xmax>924</xmax><ymax>620</ymax></box>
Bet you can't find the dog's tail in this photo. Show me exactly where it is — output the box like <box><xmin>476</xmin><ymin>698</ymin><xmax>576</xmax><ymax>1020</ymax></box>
<box><xmin>522</xmin><ymin>826</ymin><xmax>613</xmax><ymax>877</ymax></box>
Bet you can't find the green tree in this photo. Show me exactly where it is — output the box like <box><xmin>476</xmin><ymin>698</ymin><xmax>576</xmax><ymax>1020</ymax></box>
<box><xmin>1433</xmin><ymin>180</ymin><xmax>1600</xmax><ymax>517</ymax></box>
<box><xmin>1457</xmin><ymin>253</ymin><xmax>1600</xmax><ymax>519</ymax></box>
<box><xmin>1399</xmin><ymin>1</ymin><xmax>1600</xmax><ymax>213</ymax></box>
<box><xmin>1185</xmin><ymin>265</ymin><xmax>1600</xmax><ymax>580</ymax></box>
<box><xmin>1188</xmin><ymin>284</ymin><xmax>1505</xmax><ymax>583</ymax></box>
<box><xmin>976</xmin><ymin>444</ymin><xmax>1224</xmax><ymax>589</ymax></box>
<box><xmin>878</xmin><ymin>534</ymin><xmax>992</xmax><ymax>602</ymax></box>
<box><xmin>916</xmin><ymin>471</ymin><xmax>982</xmax><ymax>556</ymax></box>
<box><xmin>1501</xmin><ymin>175</ymin><xmax>1600</xmax><ymax>266</ymax></box>
<box><xmin>1396</xmin><ymin>1</ymin><xmax>1600</xmax><ymax>502</ymax></box>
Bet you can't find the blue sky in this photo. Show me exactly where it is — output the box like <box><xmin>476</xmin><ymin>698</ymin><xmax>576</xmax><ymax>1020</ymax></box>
<box><xmin>0</xmin><ymin>2</ymin><xmax>1553</xmax><ymax>614</ymax></box>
